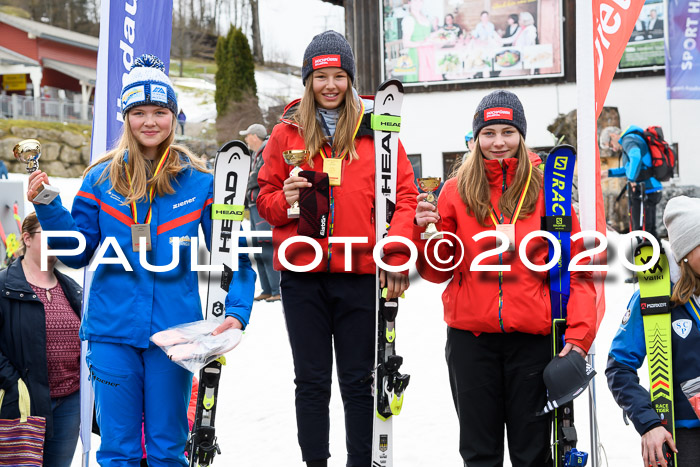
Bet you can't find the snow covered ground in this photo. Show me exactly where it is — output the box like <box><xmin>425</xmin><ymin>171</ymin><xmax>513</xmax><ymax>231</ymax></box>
<box><xmin>7</xmin><ymin>173</ymin><xmax>646</xmax><ymax>466</ymax></box>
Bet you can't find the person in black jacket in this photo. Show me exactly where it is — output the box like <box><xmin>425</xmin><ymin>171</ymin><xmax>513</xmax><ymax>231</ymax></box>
<box><xmin>607</xmin><ymin>196</ymin><xmax>700</xmax><ymax>467</ymax></box>
<box><xmin>0</xmin><ymin>212</ymin><xmax>83</xmax><ymax>467</ymax></box>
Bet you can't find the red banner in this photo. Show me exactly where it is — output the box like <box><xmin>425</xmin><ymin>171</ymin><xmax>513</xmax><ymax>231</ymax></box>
<box><xmin>593</xmin><ymin>0</ymin><xmax>645</xmax><ymax>117</ymax></box>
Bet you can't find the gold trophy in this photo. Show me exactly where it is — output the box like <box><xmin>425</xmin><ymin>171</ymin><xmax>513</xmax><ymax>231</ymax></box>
<box><xmin>283</xmin><ymin>149</ymin><xmax>311</xmax><ymax>218</ymax></box>
<box><xmin>14</xmin><ymin>139</ymin><xmax>60</xmax><ymax>205</ymax></box>
<box><xmin>418</xmin><ymin>177</ymin><xmax>443</xmax><ymax>240</ymax></box>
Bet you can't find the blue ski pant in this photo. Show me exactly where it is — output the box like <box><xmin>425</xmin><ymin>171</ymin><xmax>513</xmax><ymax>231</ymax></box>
<box><xmin>280</xmin><ymin>271</ymin><xmax>375</xmax><ymax>467</ymax></box>
<box><xmin>87</xmin><ymin>341</ymin><xmax>192</xmax><ymax>467</ymax></box>
<box><xmin>446</xmin><ymin>328</ymin><xmax>553</xmax><ymax>467</ymax></box>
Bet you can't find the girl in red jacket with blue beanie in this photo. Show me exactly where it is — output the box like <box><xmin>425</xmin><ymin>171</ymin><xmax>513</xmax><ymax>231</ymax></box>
<box><xmin>414</xmin><ymin>90</ymin><xmax>597</xmax><ymax>466</ymax></box>
<box><xmin>27</xmin><ymin>54</ymin><xmax>255</xmax><ymax>466</ymax></box>
<box><xmin>257</xmin><ymin>31</ymin><xmax>417</xmax><ymax>467</ymax></box>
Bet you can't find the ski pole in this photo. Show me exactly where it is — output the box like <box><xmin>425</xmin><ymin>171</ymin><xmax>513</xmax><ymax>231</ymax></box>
<box><xmin>587</xmin><ymin>343</ymin><xmax>599</xmax><ymax>467</ymax></box>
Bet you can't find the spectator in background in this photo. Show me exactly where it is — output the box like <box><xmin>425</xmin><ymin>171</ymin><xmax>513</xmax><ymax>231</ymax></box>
<box><xmin>600</xmin><ymin>125</ymin><xmax>663</xmax><ymax>240</ymax></box>
<box><xmin>242</xmin><ymin>123</ymin><xmax>279</xmax><ymax>302</ymax></box>
<box><xmin>177</xmin><ymin>109</ymin><xmax>187</xmax><ymax>135</ymax></box>
<box><xmin>0</xmin><ymin>212</ymin><xmax>83</xmax><ymax>467</ymax></box>
<box><xmin>461</xmin><ymin>130</ymin><xmax>475</xmax><ymax>165</ymax></box>
<box><xmin>0</xmin><ymin>160</ymin><xmax>8</xmax><ymax>178</ymax></box>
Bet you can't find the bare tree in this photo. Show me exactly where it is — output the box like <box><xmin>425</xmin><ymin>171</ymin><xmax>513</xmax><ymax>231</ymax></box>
<box><xmin>249</xmin><ymin>0</ymin><xmax>264</xmax><ymax>65</ymax></box>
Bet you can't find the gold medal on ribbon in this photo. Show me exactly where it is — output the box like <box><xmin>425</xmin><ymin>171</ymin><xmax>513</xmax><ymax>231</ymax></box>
<box><xmin>323</xmin><ymin>158</ymin><xmax>343</xmax><ymax>186</ymax></box>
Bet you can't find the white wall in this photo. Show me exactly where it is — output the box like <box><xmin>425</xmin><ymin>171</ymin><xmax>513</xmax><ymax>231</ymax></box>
<box><xmin>400</xmin><ymin>76</ymin><xmax>700</xmax><ymax>187</ymax></box>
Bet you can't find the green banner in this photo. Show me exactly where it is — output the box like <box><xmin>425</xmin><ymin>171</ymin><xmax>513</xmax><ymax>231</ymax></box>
<box><xmin>620</xmin><ymin>40</ymin><xmax>665</xmax><ymax>69</ymax></box>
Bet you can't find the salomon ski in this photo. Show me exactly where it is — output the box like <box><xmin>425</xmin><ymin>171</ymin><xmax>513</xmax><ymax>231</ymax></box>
<box><xmin>187</xmin><ymin>141</ymin><xmax>251</xmax><ymax>467</ymax></box>
<box><xmin>635</xmin><ymin>241</ymin><xmax>676</xmax><ymax>466</ymax></box>
<box><xmin>370</xmin><ymin>79</ymin><xmax>409</xmax><ymax>467</ymax></box>
<box><xmin>543</xmin><ymin>145</ymin><xmax>587</xmax><ymax>466</ymax></box>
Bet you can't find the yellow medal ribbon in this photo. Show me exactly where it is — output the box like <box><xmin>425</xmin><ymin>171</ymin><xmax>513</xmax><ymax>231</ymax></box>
<box><xmin>488</xmin><ymin>161</ymin><xmax>533</xmax><ymax>227</ymax></box>
<box><xmin>318</xmin><ymin>99</ymin><xmax>365</xmax><ymax>162</ymax></box>
<box><xmin>125</xmin><ymin>147</ymin><xmax>170</xmax><ymax>224</ymax></box>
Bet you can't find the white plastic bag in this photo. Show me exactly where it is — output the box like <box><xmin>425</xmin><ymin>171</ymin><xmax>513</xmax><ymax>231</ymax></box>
<box><xmin>151</xmin><ymin>320</ymin><xmax>243</xmax><ymax>373</ymax></box>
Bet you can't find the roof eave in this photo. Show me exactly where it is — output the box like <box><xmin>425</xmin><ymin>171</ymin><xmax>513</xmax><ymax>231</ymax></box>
<box><xmin>41</xmin><ymin>34</ymin><xmax>99</xmax><ymax>51</ymax></box>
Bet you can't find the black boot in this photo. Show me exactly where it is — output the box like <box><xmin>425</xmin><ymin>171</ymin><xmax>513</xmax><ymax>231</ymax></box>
<box><xmin>306</xmin><ymin>461</ymin><xmax>327</xmax><ymax>467</ymax></box>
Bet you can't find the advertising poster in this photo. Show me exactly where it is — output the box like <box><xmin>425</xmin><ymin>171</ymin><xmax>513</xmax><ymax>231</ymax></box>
<box><xmin>382</xmin><ymin>0</ymin><xmax>564</xmax><ymax>85</ymax></box>
<box><xmin>666</xmin><ymin>0</ymin><xmax>700</xmax><ymax>99</ymax></box>
<box><xmin>619</xmin><ymin>0</ymin><xmax>666</xmax><ymax>70</ymax></box>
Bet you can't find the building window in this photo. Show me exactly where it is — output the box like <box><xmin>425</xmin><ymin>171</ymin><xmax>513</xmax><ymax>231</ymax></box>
<box><xmin>442</xmin><ymin>152</ymin><xmax>463</xmax><ymax>181</ymax></box>
<box><xmin>408</xmin><ymin>154</ymin><xmax>422</xmax><ymax>180</ymax></box>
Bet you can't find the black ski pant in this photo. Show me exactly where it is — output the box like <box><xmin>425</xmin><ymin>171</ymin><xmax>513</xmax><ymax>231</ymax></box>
<box><xmin>446</xmin><ymin>327</ymin><xmax>554</xmax><ymax>467</ymax></box>
<box><xmin>629</xmin><ymin>184</ymin><xmax>662</xmax><ymax>240</ymax></box>
<box><xmin>281</xmin><ymin>271</ymin><xmax>375</xmax><ymax>467</ymax></box>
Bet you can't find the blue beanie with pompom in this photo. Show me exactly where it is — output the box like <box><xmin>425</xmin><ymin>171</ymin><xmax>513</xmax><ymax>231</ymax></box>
<box><xmin>120</xmin><ymin>54</ymin><xmax>178</xmax><ymax>117</ymax></box>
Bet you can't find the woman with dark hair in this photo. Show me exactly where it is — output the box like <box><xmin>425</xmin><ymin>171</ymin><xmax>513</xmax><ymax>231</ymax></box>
<box><xmin>0</xmin><ymin>212</ymin><xmax>83</xmax><ymax>467</ymax></box>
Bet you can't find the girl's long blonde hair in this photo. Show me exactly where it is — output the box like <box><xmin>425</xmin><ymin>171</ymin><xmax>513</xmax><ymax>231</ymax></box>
<box><xmin>456</xmin><ymin>136</ymin><xmax>542</xmax><ymax>227</ymax></box>
<box><xmin>671</xmin><ymin>259</ymin><xmax>700</xmax><ymax>306</ymax></box>
<box><xmin>292</xmin><ymin>75</ymin><xmax>360</xmax><ymax>167</ymax></box>
<box><xmin>85</xmin><ymin>112</ymin><xmax>209</xmax><ymax>205</ymax></box>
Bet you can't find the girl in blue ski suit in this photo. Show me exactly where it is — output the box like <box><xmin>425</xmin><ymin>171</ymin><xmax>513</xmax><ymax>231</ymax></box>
<box><xmin>27</xmin><ymin>54</ymin><xmax>255</xmax><ymax>467</ymax></box>
<box><xmin>607</xmin><ymin>196</ymin><xmax>700</xmax><ymax>467</ymax></box>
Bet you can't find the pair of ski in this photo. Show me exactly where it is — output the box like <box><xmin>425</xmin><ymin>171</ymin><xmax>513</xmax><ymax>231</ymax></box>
<box><xmin>545</xmin><ymin>147</ymin><xmax>676</xmax><ymax>466</ymax></box>
<box><xmin>634</xmin><ymin>242</ymin><xmax>676</xmax><ymax>466</ymax></box>
<box><xmin>543</xmin><ymin>145</ymin><xmax>586</xmax><ymax>467</ymax></box>
<box><xmin>190</xmin><ymin>80</ymin><xmax>410</xmax><ymax>466</ymax></box>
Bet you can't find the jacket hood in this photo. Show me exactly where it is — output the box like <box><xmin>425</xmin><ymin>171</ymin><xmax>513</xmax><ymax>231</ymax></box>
<box><xmin>621</xmin><ymin>125</ymin><xmax>644</xmax><ymax>139</ymax></box>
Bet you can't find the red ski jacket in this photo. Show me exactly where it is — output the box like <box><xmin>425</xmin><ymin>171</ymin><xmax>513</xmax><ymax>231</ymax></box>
<box><xmin>414</xmin><ymin>154</ymin><xmax>597</xmax><ymax>352</ymax></box>
<box><xmin>257</xmin><ymin>99</ymin><xmax>418</xmax><ymax>275</ymax></box>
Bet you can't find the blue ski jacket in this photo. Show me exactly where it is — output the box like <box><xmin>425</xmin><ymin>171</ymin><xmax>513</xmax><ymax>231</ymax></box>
<box><xmin>34</xmin><ymin>151</ymin><xmax>255</xmax><ymax>349</ymax></box>
<box><xmin>607</xmin><ymin>125</ymin><xmax>662</xmax><ymax>193</ymax></box>
<box><xmin>606</xmin><ymin>290</ymin><xmax>700</xmax><ymax>435</ymax></box>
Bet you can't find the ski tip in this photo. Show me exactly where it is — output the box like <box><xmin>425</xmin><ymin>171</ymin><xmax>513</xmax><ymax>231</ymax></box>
<box><xmin>217</xmin><ymin>140</ymin><xmax>250</xmax><ymax>156</ymax></box>
<box><xmin>547</xmin><ymin>144</ymin><xmax>577</xmax><ymax>158</ymax></box>
<box><xmin>376</xmin><ymin>79</ymin><xmax>404</xmax><ymax>94</ymax></box>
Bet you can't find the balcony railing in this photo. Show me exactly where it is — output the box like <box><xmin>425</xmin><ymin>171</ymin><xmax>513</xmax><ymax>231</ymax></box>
<box><xmin>0</xmin><ymin>94</ymin><xmax>93</xmax><ymax>124</ymax></box>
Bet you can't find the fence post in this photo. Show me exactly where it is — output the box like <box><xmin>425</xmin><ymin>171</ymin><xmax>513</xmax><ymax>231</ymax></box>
<box><xmin>11</xmin><ymin>94</ymin><xmax>19</xmax><ymax>119</ymax></box>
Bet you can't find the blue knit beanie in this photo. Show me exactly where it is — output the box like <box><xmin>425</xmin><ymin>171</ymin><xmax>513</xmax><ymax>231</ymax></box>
<box><xmin>120</xmin><ymin>54</ymin><xmax>178</xmax><ymax>117</ymax></box>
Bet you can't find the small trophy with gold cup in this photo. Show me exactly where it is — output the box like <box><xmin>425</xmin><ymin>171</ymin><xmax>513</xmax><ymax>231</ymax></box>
<box><xmin>14</xmin><ymin>139</ymin><xmax>61</xmax><ymax>205</ymax></box>
<box><xmin>418</xmin><ymin>177</ymin><xmax>443</xmax><ymax>240</ymax></box>
<box><xmin>283</xmin><ymin>149</ymin><xmax>311</xmax><ymax>218</ymax></box>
